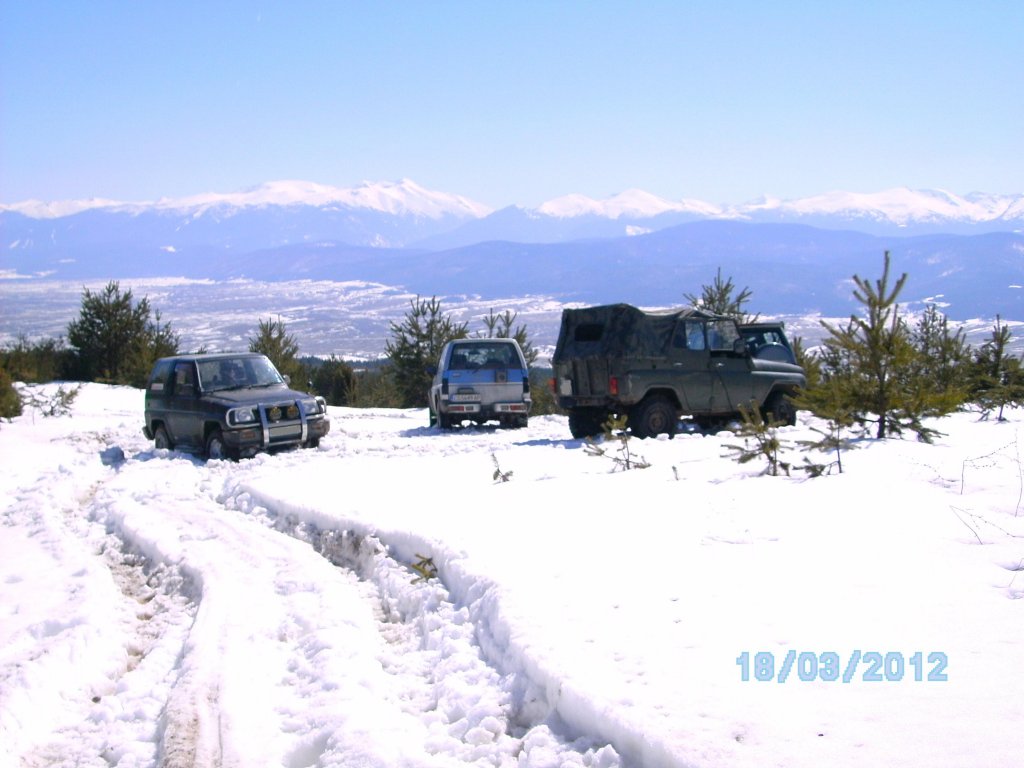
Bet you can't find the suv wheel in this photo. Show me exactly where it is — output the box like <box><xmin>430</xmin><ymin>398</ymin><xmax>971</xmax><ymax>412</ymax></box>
<box><xmin>631</xmin><ymin>396</ymin><xmax>677</xmax><ymax>439</ymax></box>
<box><xmin>153</xmin><ymin>425</ymin><xmax>173</xmax><ymax>451</ymax></box>
<box><xmin>205</xmin><ymin>429</ymin><xmax>236</xmax><ymax>461</ymax></box>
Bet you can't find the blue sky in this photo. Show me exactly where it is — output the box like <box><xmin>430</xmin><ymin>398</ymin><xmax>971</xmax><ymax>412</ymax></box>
<box><xmin>2</xmin><ymin>1</ymin><xmax>1021</xmax><ymax>208</ymax></box>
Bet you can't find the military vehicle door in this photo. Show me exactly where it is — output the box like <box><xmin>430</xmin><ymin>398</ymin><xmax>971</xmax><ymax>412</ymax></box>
<box><xmin>705</xmin><ymin>318</ymin><xmax>754</xmax><ymax>413</ymax></box>
<box><xmin>668</xmin><ymin>319</ymin><xmax>715</xmax><ymax>411</ymax></box>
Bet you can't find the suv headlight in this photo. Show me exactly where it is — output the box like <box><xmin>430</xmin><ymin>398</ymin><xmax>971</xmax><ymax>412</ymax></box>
<box><xmin>228</xmin><ymin>406</ymin><xmax>257</xmax><ymax>426</ymax></box>
<box><xmin>300</xmin><ymin>397</ymin><xmax>325</xmax><ymax>416</ymax></box>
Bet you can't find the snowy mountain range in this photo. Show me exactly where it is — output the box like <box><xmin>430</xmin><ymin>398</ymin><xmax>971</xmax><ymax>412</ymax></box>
<box><xmin>1</xmin><ymin>179</ymin><xmax>491</xmax><ymax>221</ymax></box>
<box><xmin>2</xmin><ymin>179</ymin><xmax>1023</xmax><ymax>323</ymax></box>
<box><xmin>4</xmin><ymin>179</ymin><xmax>1023</xmax><ymax>236</ymax></box>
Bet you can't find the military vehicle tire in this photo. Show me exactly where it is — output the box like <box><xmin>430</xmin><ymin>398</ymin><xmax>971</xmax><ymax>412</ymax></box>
<box><xmin>568</xmin><ymin>408</ymin><xmax>605</xmax><ymax>439</ymax></box>
<box><xmin>765</xmin><ymin>393</ymin><xmax>797</xmax><ymax>426</ymax></box>
<box><xmin>631</xmin><ymin>396</ymin><xmax>677</xmax><ymax>438</ymax></box>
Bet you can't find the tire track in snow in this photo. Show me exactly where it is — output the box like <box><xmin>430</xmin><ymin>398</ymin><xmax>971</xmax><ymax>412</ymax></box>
<box><xmin>1</xmin><ymin>431</ymin><xmax>194</xmax><ymax>768</ymax></box>
<box><xmin>224</xmin><ymin>482</ymin><xmax>623</xmax><ymax>768</ymax></box>
<box><xmin>94</xmin><ymin>450</ymin><xmax>545</xmax><ymax>768</ymax></box>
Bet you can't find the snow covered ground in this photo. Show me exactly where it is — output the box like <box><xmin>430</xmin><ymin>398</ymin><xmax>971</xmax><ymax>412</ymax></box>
<box><xmin>2</xmin><ymin>383</ymin><xmax>1022</xmax><ymax>768</ymax></box>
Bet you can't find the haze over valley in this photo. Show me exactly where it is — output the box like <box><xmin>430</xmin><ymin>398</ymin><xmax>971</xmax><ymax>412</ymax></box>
<box><xmin>2</xmin><ymin>180</ymin><xmax>1022</xmax><ymax>358</ymax></box>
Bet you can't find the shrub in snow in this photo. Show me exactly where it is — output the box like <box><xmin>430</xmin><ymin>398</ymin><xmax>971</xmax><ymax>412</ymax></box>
<box><xmin>583</xmin><ymin>414</ymin><xmax>650</xmax><ymax>471</ymax></box>
<box><xmin>722</xmin><ymin>401</ymin><xmax>791</xmax><ymax>477</ymax></box>
<box><xmin>970</xmin><ymin>315</ymin><xmax>1024</xmax><ymax>421</ymax></box>
<box><xmin>0</xmin><ymin>367</ymin><xmax>21</xmax><ymax>419</ymax></box>
<box><xmin>17</xmin><ymin>383</ymin><xmax>80</xmax><ymax>419</ymax></box>
<box><xmin>491</xmin><ymin>454</ymin><xmax>513</xmax><ymax>483</ymax></box>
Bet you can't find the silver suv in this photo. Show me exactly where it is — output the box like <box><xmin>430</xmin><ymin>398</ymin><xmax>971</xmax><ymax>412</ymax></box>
<box><xmin>427</xmin><ymin>338</ymin><xmax>531</xmax><ymax>429</ymax></box>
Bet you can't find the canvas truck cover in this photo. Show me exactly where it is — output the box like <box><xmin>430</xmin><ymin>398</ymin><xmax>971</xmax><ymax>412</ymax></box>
<box><xmin>553</xmin><ymin>303</ymin><xmax>718</xmax><ymax>360</ymax></box>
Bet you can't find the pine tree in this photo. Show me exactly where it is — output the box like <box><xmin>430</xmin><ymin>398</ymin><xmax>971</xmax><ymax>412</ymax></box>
<box><xmin>385</xmin><ymin>296</ymin><xmax>467</xmax><ymax>408</ymax></box>
<box><xmin>309</xmin><ymin>356</ymin><xmax>355</xmax><ymax>406</ymax></box>
<box><xmin>349</xmin><ymin>365</ymin><xmax>402</xmax><ymax>408</ymax></box>
<box><xmin>722</xmin><ymin>402</ymin><xmax>791</xmax><ymax>476</ymax></box>
<box><xmin>684</xmin><ymin>267</ymin><xmax>759</xmax><ymax>323</ymax></box>
<box><xmin>479</xmin><ymin>309</ymin><xmax>539</xmax><ymax>365</ymax></box>
<box><xmin>66</xmin><ymin>281</ymin><xmax>179</xmax><ymax>387</ymax></box>
<box><xmin>791</xmin><ymin>335</ymin><xmax>821</xmax><ymax>390</ymax></box>
<box><xmin>248</xmin><ymin>317</ymin><xmax>303</xmax><ymax>383</ymax></box>
<box><xmin>971</xmin><ymin>316</ymin><xmax>1024</xmax><ymax>420</ymax></box>
<box><xmin>810</xmin><ymin>252</ymin><xmax>952</xmax><ymax>442</ymax></box>
<box><xmin>908</xmin><ymin>303</ymin><xmax>970</xmax><ymax>407</ymax></box>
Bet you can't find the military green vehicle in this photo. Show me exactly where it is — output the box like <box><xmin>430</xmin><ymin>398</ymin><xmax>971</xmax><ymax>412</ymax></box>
<box><xmin>552</xmin><ymin>304</ymin><xmax>806</xmax><ymax>438</ymax></box>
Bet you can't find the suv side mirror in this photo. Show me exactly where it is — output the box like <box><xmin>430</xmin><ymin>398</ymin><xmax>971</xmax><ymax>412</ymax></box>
<box><xmin>425</xmin><ymin>364</ymin><xmax>438</xmax><ymax>376</ymax></box>
<box><xmin>734</xmin><ymin>338</ymin><xmax>748</xmax><ymax>355</ymax></box>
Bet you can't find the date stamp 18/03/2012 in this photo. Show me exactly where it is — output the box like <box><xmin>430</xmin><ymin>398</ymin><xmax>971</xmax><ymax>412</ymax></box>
<box><xmin>736</xmin><ymin>650</ymin><xmax>948</xmax><ymax>683</ymax></box>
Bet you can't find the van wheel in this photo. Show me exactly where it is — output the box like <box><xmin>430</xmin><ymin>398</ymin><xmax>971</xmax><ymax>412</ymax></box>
<box><xmin>631</xmin><ymin>396</ymin><xmax>677</xmax><ymax>439</ymax></box>
<box><xmin>568</xmin><ymin>408</ymin><xmax>605</xmax><ymax>439</ymax></box>
<box><xmin>153</xmin><ymin>425</ymin><xmax>173</xmax><ymax>450</ymax></box>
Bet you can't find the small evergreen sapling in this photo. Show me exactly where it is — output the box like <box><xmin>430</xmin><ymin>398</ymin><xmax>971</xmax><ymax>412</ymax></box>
<box><xmin>809</xmin><ymin>252</ymin><xmax>954</xmax><ymax>443</ymax></box>
<box><xmin>583</xmin><ymin>414</ymin><xmax>651</xmax><ymax>471</ymax></box>
<box><xmin>20</xmin><ymin>384</ymin><xmax>81</xmax><ymax>420</ymax></box>
<box><xmin>971</xmin><ymin>316</ymin><xmax>1024</xmax><ymax>421</ymax></box>
<box><xmin>491</xmin><ymin>453</ymin><xmax>513</xmax><ymax>483</ymax></box>
<box><xmin>794</xmin><ymin>423</ymin><xmax>858</xmax><ymax>476</ymax></box>
<box><xmin>410</xmin><ymin>554</ymin><xmax>438</xmax><ymax>583</ymax></box>
<box><xmin>722</xmin><ymin>402</ymin><xmax>791</xmax><ymax>477</ymax></box>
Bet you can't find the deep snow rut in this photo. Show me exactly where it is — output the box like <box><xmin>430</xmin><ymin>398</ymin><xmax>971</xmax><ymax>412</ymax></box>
<box><xmin>4</xmin><ymin>404</ymin><xmax>621</xmax><ymax>768</ymax></box>
<box><xmin>1</xmin><ymin>430</ymin><xmax>194</xmax><ymax>768</ymax></box>
<box><xmin>224</xmin><ymin>484</ymin><xmax>622</xmax><ymax>768</ymax></box>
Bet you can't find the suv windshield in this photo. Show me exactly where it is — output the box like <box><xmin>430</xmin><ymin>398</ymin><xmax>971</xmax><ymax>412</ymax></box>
<box><xmin>198</xmin><ymin>356</ymin><xmax>285</xmax><ymax>391</ymax></box>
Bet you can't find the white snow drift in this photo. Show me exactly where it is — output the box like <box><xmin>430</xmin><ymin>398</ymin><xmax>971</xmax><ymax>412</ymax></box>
<box><xmin>1</xmin><ymin>383</ymin><xmax>1023</xmax><ymax>767</ymax></box>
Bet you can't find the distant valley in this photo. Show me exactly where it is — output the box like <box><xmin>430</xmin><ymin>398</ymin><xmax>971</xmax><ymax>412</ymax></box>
<box><xmin>2</xmin><ymin>180</ymin><xmax>1022</xmax><ymax>359</ymax></box>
